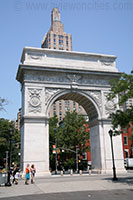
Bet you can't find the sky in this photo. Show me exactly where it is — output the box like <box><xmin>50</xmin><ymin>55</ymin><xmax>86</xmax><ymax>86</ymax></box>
<box><xmin>0</xmin><ymin>0</ymin><xmax>133</xmax><ymax>120</ymax></box>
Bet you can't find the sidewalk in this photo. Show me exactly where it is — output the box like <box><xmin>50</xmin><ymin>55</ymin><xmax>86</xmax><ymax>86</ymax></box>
<box><xmin>0</xmin><ymin>173</ymin><xmax>133</xmax><ymax>198</ymax></box>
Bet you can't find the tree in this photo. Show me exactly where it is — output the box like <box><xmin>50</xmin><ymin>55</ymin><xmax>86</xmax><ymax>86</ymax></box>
<box><xmin>49</xmin><ymin>115</ymin><xmax>58</xmax><ymax>171</ymax></box>
<box><xmin>107</xmin><ymin>71</ymin><xmax>133</xmax><ymax>130</ymax></box>
<box><xmin>58</xmin><ymin>112</ymin><xmax>90</xmax><ymax>154</ymax></box>
<box><xmin>0</xmin><ymin>98</ymin><xmax>8</xmax><ymax>111</ymax></box>
<box><xmin>0</xmin><ymin>118</ymin><xmax>20</xmax><ymax>168</ymax></box>
<box><xmin>49</xmin><ymin>111</ymin><xmax>90</xmax><ymax>171</ymax></box>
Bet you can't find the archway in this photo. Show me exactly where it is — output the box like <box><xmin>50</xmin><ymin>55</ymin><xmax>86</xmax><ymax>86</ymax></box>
<box><xmin>16</xmin><ymin>47</ymin><xmax>126</xmax><ymax>176</ymax></box>
<box><xmin>47</xmin><ymin>90</ymin><xmax>101</xmax><ymax>172</ymax></box>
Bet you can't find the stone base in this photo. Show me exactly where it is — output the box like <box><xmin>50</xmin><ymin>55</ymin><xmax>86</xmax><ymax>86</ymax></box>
<box><xmin>91</xmin><ymin>168</ymin><xmax>127</xmax><ymax>175</ymax></box>
<box><xmin>21</xmin><ymin>171</ymin><xmax>51</xmax><ymax>178</ymax></box>
<box><xmin>36</xmin><ymin>171</ymin><xmax>51</xmax><ymax>177</ymax></box>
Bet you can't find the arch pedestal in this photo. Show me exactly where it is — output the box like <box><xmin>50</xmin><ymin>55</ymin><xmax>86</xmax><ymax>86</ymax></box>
<box><xmin>20</xmin><ymin>116</ymin><xmax>50</xmax><ymax>176</ymax></box>
<box><xmin>16</xmin><ymin>47</ymin><xmax>126</xmax><ymax>176</ymax></box>
<box><xmin>90</xmin><ymin>120</ymin><xmax>125</xmax><ymax>174</ymax></box>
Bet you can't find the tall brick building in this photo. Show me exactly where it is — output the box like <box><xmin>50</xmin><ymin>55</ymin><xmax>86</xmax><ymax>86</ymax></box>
<box><xmin>41</xmin><ymin>8</ymin><xmax>72</xmax><ymax>51</ymax></box>
<box><xmin>50</xmin><ymin>100</ymin><xmax>87</xmax><ymax>122</ymax></box>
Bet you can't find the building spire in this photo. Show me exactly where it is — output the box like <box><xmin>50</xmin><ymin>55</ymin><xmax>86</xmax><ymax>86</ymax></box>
<box><xmin>51</xmin><ymin>8</ymin><xmax>61</xmax><ymax>25</ymax></box>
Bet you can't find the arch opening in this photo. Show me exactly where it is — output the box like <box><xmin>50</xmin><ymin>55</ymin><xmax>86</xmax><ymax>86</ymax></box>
<box><xmin>48</xmin><ymin>90</ymin><xmax>102</xmax><ymax>172</ymax></box>
<box><xmin>47</xmin><ymin>91</ymin><xmax>100</xmax><ymax>122</ymax></box>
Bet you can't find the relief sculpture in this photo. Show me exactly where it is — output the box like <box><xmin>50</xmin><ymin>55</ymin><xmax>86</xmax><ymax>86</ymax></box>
<box><xmin>104</xmin><ymin>92</ymin><xmax>116</xmax><ymax>115</ymax></box>
<box><xmin>45</xmin><ymin>88</ymin><xmax>60</xmax><ymax>105</ymax></box>
<box><xmin>28</xmin><ymin>88</ymin><xmax>42</xmax><ymax>113</ymax></box>
<box><xmin>86</xmin><ymin>91</ymin><xmax>102</xmax><ymax>111</ymax></box>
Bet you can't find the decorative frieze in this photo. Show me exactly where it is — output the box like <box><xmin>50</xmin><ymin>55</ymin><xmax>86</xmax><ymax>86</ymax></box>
<box><xmin>80</xmin><ymin>78</ymin><xmax>108</xmax><ymax>85</ymax></box>
<box><xmin>24</xmin><ymin>73</ymin><xmax>109</xmax><ymax>86</ymax></box>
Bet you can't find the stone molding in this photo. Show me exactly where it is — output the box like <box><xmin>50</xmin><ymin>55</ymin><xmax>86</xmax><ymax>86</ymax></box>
<box><xmin>21</xmin><ymin>115</ymin><xmax>49</xmax><ymax>125</ymax></box>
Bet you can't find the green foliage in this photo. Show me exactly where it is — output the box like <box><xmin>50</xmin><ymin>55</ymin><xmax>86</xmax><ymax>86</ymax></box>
<box><xmin>128</xmin><ymin>124</ymin><xmax>133</xmax><ymax>150</ymax></box>
<box><xmin>129</xmin><ymin>134</ymin><xmax>133</xmax><ymax>146</ymax></box>
<box><xmin>110</xmin><ymin>109</ymin><xmax>133</xmax><ymax>129</ymax></box>
<box><xmin>108</xmin><ymin>71</ymin><xmax>133</xmax><ymax>106</ymax></box>
<box><xmin>64</xmin><ymin>158</ymin><xmax>75</xmax><ymax>170</ymax></box>
<box><xmin>49</xmin><ymin>115</ymin><xmax>58</xmax><ymax>144</ymax></box>
<box><xmin>0</xmin><ymin>118</ymin><xmax>20</xmax><ymax>167</ymax></box>
<box><xmin>49</xmin><ymin>112</ymin><xmax>90</xmax><ymax>171</ymax></box>
<box><xmin>0</xmin><ymin>98</ymin><xmax>8</xmax><ymax>111</ymax></box>
<box><xmin>58</xmin><ymin>112</ymin><xmax>89</xmax><ymax>154</ymax></box>
<box><xmin>107</xmin><ymin>71</ymin><xmax>133</xmax><ymax>130</ymax></box>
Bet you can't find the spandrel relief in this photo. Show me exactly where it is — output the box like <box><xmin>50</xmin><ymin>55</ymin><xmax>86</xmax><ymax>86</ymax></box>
<box><xmin>86</xmin><ymin>91</ymin><xmax>102</xmax><ymax>111</ymax></box>
<box><xmin>45</xmin><ymin>88</ymin><xmax>60</xmax><ymax>105</ymax></box>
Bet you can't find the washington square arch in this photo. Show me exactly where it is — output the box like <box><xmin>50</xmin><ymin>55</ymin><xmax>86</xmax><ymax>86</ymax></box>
<box><xmin>16</xmin><ymin>47</ymin><xmax>126</xmax><ymax>176</ymax></box>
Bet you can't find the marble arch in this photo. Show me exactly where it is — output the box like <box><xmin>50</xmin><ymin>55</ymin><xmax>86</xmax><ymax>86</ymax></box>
<box><xmin>16</xmin><ymin>47</ymin><xmax>126</xmax><ymax>176</ymax></box>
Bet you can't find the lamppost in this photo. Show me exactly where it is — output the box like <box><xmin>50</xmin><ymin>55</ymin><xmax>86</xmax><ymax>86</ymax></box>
<box><xmin>76</xmin><ymin>146</ymin><xmax>79</xmax><ymax>173</ymax></box>
<box><xmin>5</xmin><ymin>129</ymin><xmax>13</xmax><ymax>186</ymax></box>
<box><xmin>108</xmin><ymin>129</ymin><xmax>118</xmax><ymax>181</ymax></box>
<box><xmin>53</xmin><ymin>128</ymin><xmax>58</xmax><ymax>174</ymax></box>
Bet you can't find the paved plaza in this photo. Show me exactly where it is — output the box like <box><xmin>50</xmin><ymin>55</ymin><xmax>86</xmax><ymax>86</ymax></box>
<box><xmin>0</xmin><ymin>173</ymin><xmax>133</xmax><ymax>199</ymax></box>
<box><xmin>1</xmin><ymin>189</ymin><xmax>133</xmax><ymax>200</ymax></box>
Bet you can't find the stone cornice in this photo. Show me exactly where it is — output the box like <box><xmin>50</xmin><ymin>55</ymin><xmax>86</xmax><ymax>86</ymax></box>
<box><xmin>16</xmin><ymin>64</ymin><xmax>121</xmax><ymax>83</ymax></box>
<box><xmin>17</xmin><ymin>47</ymin><xmax>119</xmax><ymax>74</ymax></box>
<box><xmin>16</xmin><ymin>47</ymin><xmax>121</xmax><ymax>83</ymax></box>
<box><xmin>21</xmin><ymin>47</ymin><xmax>117</xmax><ymax>61</ymax></box>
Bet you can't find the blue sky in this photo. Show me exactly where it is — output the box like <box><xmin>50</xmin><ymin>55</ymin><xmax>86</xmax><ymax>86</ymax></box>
<box><xmin>0</xmin><ymin>0</ymin><xmax>133</xmax><ymax>120</ymax></box>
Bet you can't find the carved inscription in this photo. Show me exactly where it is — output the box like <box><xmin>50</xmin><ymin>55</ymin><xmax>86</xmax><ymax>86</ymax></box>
<box><xmin>24</xmin><ymin>73</ymin><xmax>109</xmax><ymax>86</ymax></box>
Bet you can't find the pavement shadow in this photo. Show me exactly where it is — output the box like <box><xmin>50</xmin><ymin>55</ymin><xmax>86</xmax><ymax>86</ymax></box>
<box><xmin>104</xmin><ymin>176</ymin><xmax>133</xmax><ymax>186</ymax></box>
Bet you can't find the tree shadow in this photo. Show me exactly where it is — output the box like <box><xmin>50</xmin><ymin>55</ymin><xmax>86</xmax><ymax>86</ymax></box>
<box><xmin>104</xmin><ymin>176</ymin><xmax>133</xmax><ymax>186</ymax></box>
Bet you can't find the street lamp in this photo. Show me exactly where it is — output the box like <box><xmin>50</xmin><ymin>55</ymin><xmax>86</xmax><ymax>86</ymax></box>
<box><xmin>5</xmin><ymin>129</ymin><xmax>13</xmax><ymax>186</ymax></box>
<box><xmin>76</xmin><ymin>146</ymin><xmax>79</xmax><ymax>173</ymax></box>
<box><xmin>108</xmin><ymin>129</ymin><xmax>118</xmax><ymax>181</ymax></box>
<box><xmin>53</xmin><ymin>128</ymin><xmax>58</xmax><ymax>174</ymax></box>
